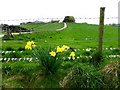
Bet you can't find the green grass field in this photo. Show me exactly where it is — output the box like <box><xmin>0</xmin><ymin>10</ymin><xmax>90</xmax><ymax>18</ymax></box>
<box><xmin>2</xmin><ymin>23</ymin><xmax>118</xmax><ymax>50</ymax></box>
<box><xmin>19</xmin><ymin>23</ymin><xmax>64</xmax><ymax>31</ymax></box>
<box><xmin>1</xmin><ymin>23</ymin><xmax>119</xmax><ymax>88</ymax></box>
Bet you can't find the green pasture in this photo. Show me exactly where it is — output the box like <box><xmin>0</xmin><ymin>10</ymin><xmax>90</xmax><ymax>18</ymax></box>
<box><xmin>2</xmin><ymin>23</ymin><xmax>118</xmax><ymax>50</ymax></box>
<box><xmin>1</xmin><ymin>22</ymin><xmax>120</xmax><ymax>88</ymax></box>
<box><xmin>19</xmin><ymin>23</ymin><xmax>64</xmax><ymax>31</ymax></box>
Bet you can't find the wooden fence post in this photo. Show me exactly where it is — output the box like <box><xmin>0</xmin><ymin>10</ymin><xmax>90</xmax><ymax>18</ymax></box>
<box><xmin>98</xmin><ymin>7</ymin><xmax>105</xmax><ymax>60</ymax></box>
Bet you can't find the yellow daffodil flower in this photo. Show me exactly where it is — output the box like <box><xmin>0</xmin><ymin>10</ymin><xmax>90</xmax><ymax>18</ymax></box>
<box><xmin>31</xmin><ymin>41</ymin><xmax>35</xmax><ymax>45</ymax></box>
<box><xmin>56</xmin><ymin>46</ymin><xmax>62</xmax><ymax>52</ymax></box>
<box><xmin>66</xmin><ymin>46</ymin><xmax>70</xmax><ymax>50</ymax></box>
<box><xmin>25</xmin><ymin>41</ymin><xmax>36</xmax><ymax>50</ymax></box>
<box><xmin>32</xmin><ymin>44</ymin><xmax>36</xmax><ymax>48</ymax></box>
<box><xmin>27</xmin><ymin>41</ymin><xmax>32</xmax><ymax>46</ymax></box>
<box><xmin>25</xmin><ymin>45</ymin><xmax>32</xmax><ymax>50</ymax></box>
<box><xmin>70</xmin><ymin>52</ymin><xmax>75</xmax><ymax>57</ymax></box>
<box><xmin>62</xmin><ymin>45</ymin><xmax>70</xmax><ymax>50</ymax></box>
<box><xmin>49</xmin><ymin>51</ymin><xmax>56</xmax><ymax>56</ymax></box>
<box><xmin>56</xmin><ymin>46</ymin><xmax>65</xmax><ymax>53</ymax></box>
<box><xmin>61</xmin><ymin>47</ymin><xmax>65</xmax><ymax>52</ymax></box>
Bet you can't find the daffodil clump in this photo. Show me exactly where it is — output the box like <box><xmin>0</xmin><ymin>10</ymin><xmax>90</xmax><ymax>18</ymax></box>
<box><xmin>49</xmin><ymin>45</ymin><xmax>70</xmax><ymax>57</ymax></box>
<box><xmin>25</xmin><ymin>41</ymin><xmax>36</xmax><ymax>50</ymax></box>
<box><xmin>49</xmin><ymin>45</ymin><xmax>75</xmax><ymax>58</ymax></box>
<box><xmin>56</xmin><ymin>45</ymin><xmax>70</xmax><ymax>53</ymax></box>
<box><xmin>26</xmin><ymin>43</ymin><xmax>75</xmax><ymax>74</ymax></box>
<box><xmin>56</xmin><ymin>46</ymin><xmax>64</xmax><ymax>53</ymax></box>
<box><xmin>25</xmin><ymin>41</ymin><xmax>75</xmax><ymax>58</ymax></box>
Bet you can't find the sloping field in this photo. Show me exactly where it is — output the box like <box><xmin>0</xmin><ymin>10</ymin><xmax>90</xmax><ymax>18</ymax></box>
<box><xmin>19</xmin><ymin>23</ymin><xmax>64</xmax><ymax>31</ymax></box>
<box><xmin>2</xmin><ymin>23</ymin><xmax>118</xmax><ymax>50</ymax></box>
<box><xmin>47</xmin><ymin>23</ymin><xmax>118</xmax><ymax>48</ymax></box>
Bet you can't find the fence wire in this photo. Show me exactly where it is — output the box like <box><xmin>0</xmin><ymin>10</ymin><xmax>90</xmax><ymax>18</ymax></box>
<box><xmin>0</xmin><ymin>17</ymin><xmax>119</xmax><ymax>21</ymax></box>
<box><xmin>0</xmin><ymin>17</ymin><xmax>119</xmax><ymax>41</ymax></box>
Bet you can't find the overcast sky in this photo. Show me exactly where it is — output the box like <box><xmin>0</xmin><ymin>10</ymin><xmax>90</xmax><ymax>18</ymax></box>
<box><xmin>0</xmin><ymin>0</ymin><xmax>119</xmax><ymax>25</ymax></box>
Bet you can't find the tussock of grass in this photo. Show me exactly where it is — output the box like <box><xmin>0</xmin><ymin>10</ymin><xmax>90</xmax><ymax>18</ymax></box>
<box><xmin>99</xmin><ymin>59</ymin><xmax>120</xmax><ymax>88</ymax></box>
<box><xmin>59</xmin><ymin>63</ymin><xmax>103</xmax><ymax>88</ymax></box>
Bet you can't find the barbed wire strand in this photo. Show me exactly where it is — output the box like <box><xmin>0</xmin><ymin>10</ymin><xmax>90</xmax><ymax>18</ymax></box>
<box><xmin>0</xmin><ymin>17</ymin><xmax>119</xmax><ymax>21</ymax></box>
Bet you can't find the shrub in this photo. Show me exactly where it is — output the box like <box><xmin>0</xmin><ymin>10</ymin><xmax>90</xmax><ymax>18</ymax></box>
<box><xmin>63</xmin><ymin>16</ymin><xmax>75</xmax><ymax>23</ymax></box>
